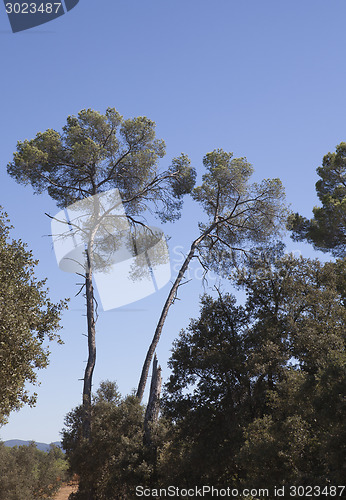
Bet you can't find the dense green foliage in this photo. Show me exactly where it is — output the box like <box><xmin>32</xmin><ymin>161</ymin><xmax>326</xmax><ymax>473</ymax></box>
<box><xmin>0</xmin><ymin>209</ymin><xmax>67</xmax><ymax>425</ymax></box>
<box><xmin>62</xmin><ymin>381</ymin><xmax>155</xmax><ymax>500</ymax></box>
<box><xmin>288</xmin><ymin>142</ymin><xmax>346</xmax><ymax>257</ymax></box>
<box><xmin>162</xmin><ymin>247</ymin><xmax>346</xmax><ymax>490</ymax></box>
<box><xmin>0</xmin><ymin>442</ymin><xmax>68</xmax><ymax>500</ymax></box>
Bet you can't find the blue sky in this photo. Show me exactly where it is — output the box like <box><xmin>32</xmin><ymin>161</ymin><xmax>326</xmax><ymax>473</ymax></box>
<box><xmin>1</xmin><ymin>0</ymin><xmax>345</xmax><ymax>443</ymax></box>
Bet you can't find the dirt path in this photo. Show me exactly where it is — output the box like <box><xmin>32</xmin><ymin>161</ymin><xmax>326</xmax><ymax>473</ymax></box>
<box><xmin>52</xmin><ymin>482</ymin><xmax>78</xmax><ymax>500</ymax></box>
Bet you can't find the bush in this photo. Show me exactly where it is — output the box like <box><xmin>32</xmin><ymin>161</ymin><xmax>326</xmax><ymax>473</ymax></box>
<box><xmin>0</xmin><ymin>441</ymin><xmax>68</xmax><ymax>499</ymax></box>
<box><xmin>62</xmin><ymin>381</ymin><xmax>153</xmax><ymax>500</ymax></box>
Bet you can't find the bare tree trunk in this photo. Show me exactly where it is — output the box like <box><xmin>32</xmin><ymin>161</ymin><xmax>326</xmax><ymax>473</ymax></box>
<box><xmin>82</xmin><ymin>251</ymin><xmax>96</xmax><ymax>441</ymax></box>
<box><xmin>144</xmin><ymin>354</ymin><xmax>162</xmax><ymax>447</ymax></box>
<box><xmin>136</xmin><ymin>244</ymin><xmax>196</xmax><ymax>401</ymax></box>
<box><xmin>81</xmin><ymin>191</ymin><xmax>99</xmax><ymax>442</ymax></box>
<box><xmin>136</xmin><ymin>221</ymin><xmax>218</xmax><ymax>401</ymax></box>
<box><xmin>143</xmin><ymin>355</ymin><xmax>162</xmax><ymax>479</ymax></box>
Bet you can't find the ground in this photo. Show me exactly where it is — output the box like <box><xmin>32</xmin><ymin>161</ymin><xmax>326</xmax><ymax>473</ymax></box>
<box><xmin>53</xmin><ymin>481</ymin><xmax>79</xmax><ymax>500</ymax></box>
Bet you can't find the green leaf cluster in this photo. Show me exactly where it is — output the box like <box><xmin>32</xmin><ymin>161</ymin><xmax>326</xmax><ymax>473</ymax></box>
<box><xmin>7</xmin><ymin>108</ymin><xmax>196</xmax><ymax>223</ymax></box>
<box><xmin>62</xmin><ymin>381</ymin><xmax>157</xmax><ymax>500</ymax></box>
<box><xmin>191</xmin><ymin>149</ymin><xmax>287</xmax><ymax>275</ymax></box>
<box><xmin>0</xmin><ymin>209</ymin><xmax>67</xmax><ymax>425</ymax></box>
<box><xmin>161</xmin><ymin>246</ymin><xmax>346</xmax><ymax>489</ymax></box>
<box><xmin>288</xmin><ymin>142</ymin><xmax>346</xmax><ymax>257</ymax></box>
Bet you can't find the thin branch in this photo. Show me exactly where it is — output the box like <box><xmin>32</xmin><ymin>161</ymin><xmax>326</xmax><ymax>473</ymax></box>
<box><xmin>75</xmin><ymin>283</ymin><xmax>85</xmax><ymax>297</ymax></box>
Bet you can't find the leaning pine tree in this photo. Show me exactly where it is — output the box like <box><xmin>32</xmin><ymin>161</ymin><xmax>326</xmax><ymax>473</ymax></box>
<box><xmin>7</xmin><ymin>108</ymin><xmax>196</xmax><ymax>441</ymax></box>
<box><xmin>137</xmin><ymin>149</ymin><xmax>288</xmax><ymax>400</ymax></box>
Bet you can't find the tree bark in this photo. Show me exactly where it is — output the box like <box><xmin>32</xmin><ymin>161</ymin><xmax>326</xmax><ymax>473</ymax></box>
<box><xmin>136</xmin><ymin>220</ymin><xmax>218</xmax><ymax>401</ymax></box>
<box><xmin>143</xmin><ymin>354</ymin><xmax>162</xmax><ymax>448</ymax></box>
<box><xmin>82</xmin><ymin>250</ymin><xmax>96</xmax><ymax>441</ymax></box>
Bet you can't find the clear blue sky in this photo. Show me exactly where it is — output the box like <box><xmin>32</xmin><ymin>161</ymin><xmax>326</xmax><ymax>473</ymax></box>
<box><xmin>0</xmin><ymin>0</ymin><xmax>345</xmax><ymax>443</ymax></box>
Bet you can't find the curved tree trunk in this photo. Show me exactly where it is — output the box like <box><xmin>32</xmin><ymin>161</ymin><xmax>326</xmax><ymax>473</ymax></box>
<box><xmin>136</xmin><ymin>220</ymin><xmax>218</xmax><ymax>401</ymax></box>
<box><xmin>136</xmin><ymin>245</ymin><xmax>196</xmax><ymax>401</ymax></box>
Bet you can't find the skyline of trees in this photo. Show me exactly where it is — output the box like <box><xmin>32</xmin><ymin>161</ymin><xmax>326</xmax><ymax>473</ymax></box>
<box><xmin>2</xmin><ymin>120</ymin><xmax>345</xmax><ymax>498</ymax></box>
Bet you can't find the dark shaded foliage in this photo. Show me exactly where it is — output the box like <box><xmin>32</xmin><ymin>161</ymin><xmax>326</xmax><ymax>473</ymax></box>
<box><xmin>288</xmin><ymin>142</ymin><xmax>346</xmax><ymax>257</ymax></box>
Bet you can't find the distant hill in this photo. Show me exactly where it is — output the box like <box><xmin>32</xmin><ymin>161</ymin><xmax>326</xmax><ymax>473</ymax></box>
<box><xmin>3</xmin><ymin>439</ymin><xmax>63</xmax><ymax>452</ymax></box>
